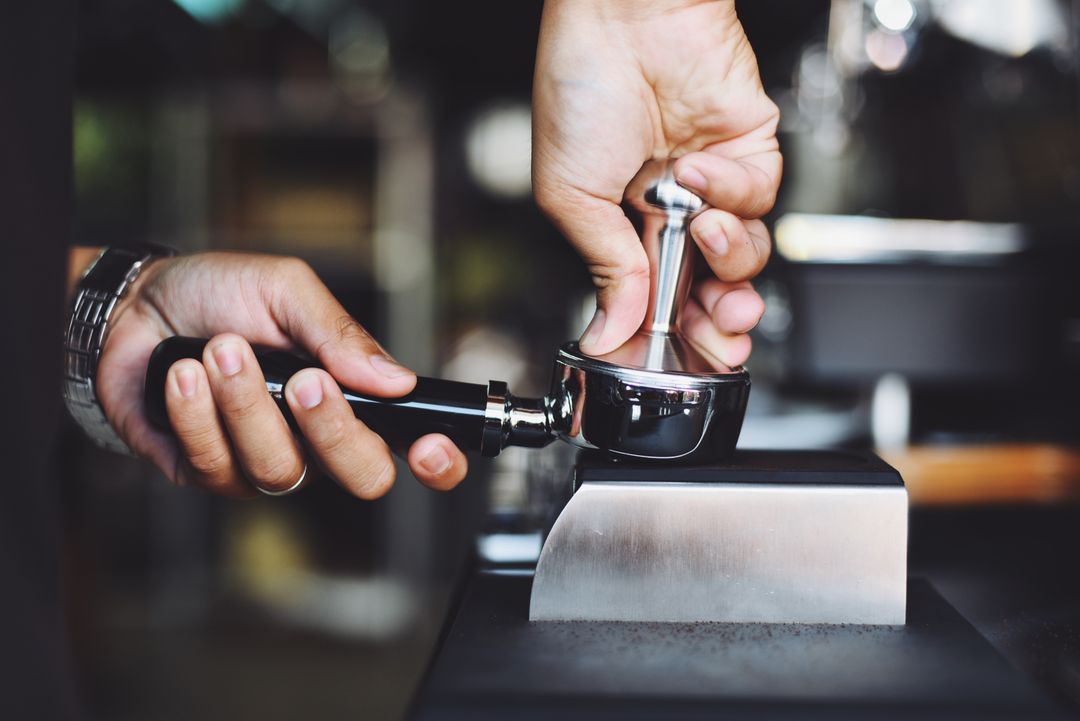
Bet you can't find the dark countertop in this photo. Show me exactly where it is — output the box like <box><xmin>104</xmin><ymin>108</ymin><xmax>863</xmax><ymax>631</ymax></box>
<box><xmin>909</xmin><ymin>506</ymin><xmax>1080</xmax><ymax>716</ymax></box>
<box><xmin>414</xmin><ymin>571</ymin><xmax>1067</xmax><ymax>720</ymax></box>
<box><xmin>411</xmin><ymin>502</ymin><xmax>1080</xmax><ymax>720</ymax></box>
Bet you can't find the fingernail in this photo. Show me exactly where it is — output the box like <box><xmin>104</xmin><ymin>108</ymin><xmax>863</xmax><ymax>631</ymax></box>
<box><xmin>698</xmin><ymin>224</ymin><xmax>729</xmax><ymax>256</ymax></box>
<box><xmin>419</xmin><ymin>445</ymin><xmax>452</xmax><ymax>476</ymax></box>
<box><xmin>175</xmin><ymin>366</ymin><xmax>198</xmax><ymax>398</ymax></box>
<box><xmin>580</xmin><ymin>308</ymin><xmax>606</xmax><ymax>352</ymax></box>
<box><xmin>676</xmin><ymin>165</ymin><xmax>707</xmax><ymax>192</ymax></box>
<box><xmin>293</xmin><ymin>372</ymin><xmax>323</xmax><ymax>410</ymax></box>
<box><xmin>370</xmin><ymin>355</ymin><xmax>413</xmax><ymax>379</ymax></box>
<box><xmin>212</xmin><ymin>341</ymin><xmax>242</xmax><ymax>377</ymax></box>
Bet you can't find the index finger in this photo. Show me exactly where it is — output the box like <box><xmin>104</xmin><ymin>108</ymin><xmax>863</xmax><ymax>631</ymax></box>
<box><xmin>673</xmin><ymin>146</ymin><xmax>782</xmax><ymax>219</ymax></box>
<box><xmin>267</xmin><ymin>258</ymin><xmax>417</xmax><ymax>398</ymax></box>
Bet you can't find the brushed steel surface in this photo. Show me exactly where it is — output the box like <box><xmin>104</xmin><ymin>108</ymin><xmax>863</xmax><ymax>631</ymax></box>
<box><xmin>530</xmin><ymin>480</ymin><xmax>908</xmax><ymax>624</ymax></box>
<box><xmin>595</xmin><ymin>330</ymin><xmax>728</xmax><ymax>375</ymax></box>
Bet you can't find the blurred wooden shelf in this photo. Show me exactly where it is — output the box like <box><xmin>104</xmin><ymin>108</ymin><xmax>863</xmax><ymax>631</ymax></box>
<box><xmin>881</xmin><ymin>444</ymin><xmax>1080</xmax><ymax>506</ymax></box>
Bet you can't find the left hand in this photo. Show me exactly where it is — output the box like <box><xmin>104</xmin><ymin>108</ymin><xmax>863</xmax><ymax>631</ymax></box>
<box><xmin>532</xmin><ymin>0</ymin><xmax>781</xmax><ymax>366</ymax></box>
<box><xmin>95</xmin><ymin>252</ymin><xmax>468</xmax><ymax>498</ymax></box>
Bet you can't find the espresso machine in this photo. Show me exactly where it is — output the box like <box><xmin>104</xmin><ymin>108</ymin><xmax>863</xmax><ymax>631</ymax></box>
<box><xmin>146</xmin><ymin>161</ymin><xmax>1063</xmax><ymax>720</ymax></box>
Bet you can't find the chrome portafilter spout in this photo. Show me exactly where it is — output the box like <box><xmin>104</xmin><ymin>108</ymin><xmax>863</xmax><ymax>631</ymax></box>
<box><xmin>144</xmin><ymin>160</ymin><xmax>749</xmax><ymax>463</ymax></box>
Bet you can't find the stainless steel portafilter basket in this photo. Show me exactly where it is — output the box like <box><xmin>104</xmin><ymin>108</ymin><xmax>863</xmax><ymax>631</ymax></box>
<box><xmin>146</xmin><ymin>160</ymin><xmax>750</xmax><ymax>464</ymax></box>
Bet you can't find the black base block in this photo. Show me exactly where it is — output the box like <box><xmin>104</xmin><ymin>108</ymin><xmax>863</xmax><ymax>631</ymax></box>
<box><xmin>573</xmin><ymin>448</ymin><xmax>904</xmax><ymax>487</ymax></box>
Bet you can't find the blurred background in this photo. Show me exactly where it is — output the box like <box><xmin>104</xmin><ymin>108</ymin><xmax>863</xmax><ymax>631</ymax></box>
<box><xmin>64</xmin><ymin>0</ymin><xmax>1080</xmax><ymax>718</ymax></box>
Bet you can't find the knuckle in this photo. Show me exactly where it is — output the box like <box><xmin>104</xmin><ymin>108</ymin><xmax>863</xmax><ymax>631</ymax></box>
<box><xmin>766</xmin><ymin>182</ymin><xmax>779</xmax><ymax>208</ymax></box>
<box><xmin>217</xmin><ymin>390</ymin><xmax>263</xmax><ymax>422</ymax></box>
<box><xmin>178</xmin><ymin>425</ymin><xmax>233</xmax><ymax>478</ymax></box>
<box><xmin>756</xmin><ymin>238</ymin><xmax>772</xmax><ymax>266</ymax></box>
<box><xmin>623</xmin><ymin>256</ymin><xmax>651</xmax><ymax>281</ymax></box>
<box><xmin>208</xmin><ymin>331</ymin><xmax>244</xmax><ymax>348</ymax></box>
<box><xmin>311</xmin><ymin>313</ymin><xmax>378</xmax><ymax>366</ymax></box>
<box><xmin>278</xmin><ymin>256</ymin><xmax>315</xmax><ymax>281</ymax></box>
<box><xmin>170</xmin><ymin>357</ymin><xmax>202</xmax><ymax>378</ymax></box>
<box><xmin>763</xmin><ymin>98</ymin><xmax>782</xmax><ymax>134</ymax></box>
<box><xmin>167</xmin><ymin>395</ymin><xmax>199</xmax><ymax>427</ymax></box>
<box><xmin>187</xmin><ymin>445</ymin><xmax>233</xmax><ymax>478</ymax></box>
<box><xmin>745</xmin><ymin>166</ymin><xmax>779</xmax><ymax>217</ymax></box>
<box><xmin>354</xmin><ymin>457</ymin><xmax>396</xmax><ymax>500</ymax></box>
<box><xmin>591</xmin><ymin>256</ymin><xmax>649</xmax><ymax>290</ymax></box>
<box><xmin>170</xmin><ymin>406</ymin><xmax>217</xmax><ymax>443</ymax></box>
<box><xmin>311</xmin><ymin>413</ymin><xmax>352</xmax><ymax>456</ymax></box>
<box><xmin>749</xmin><ymin>291</ymin><xmax>767</xmax><ymax>320</ymax></box>
<box><xmin>335</xmin><ymin>314</ymin><xmax>374</xmax><ymax>347</ymax></box>
<box><xmin>753</xmin><ymin>188</ymin><xmax>778</xmax><ymax>217</ymax></box>
<box><xmin>249</xmin><ymin>449</ymin><xmax>304</xmax><ymax>490</ymax></box>
<box><xmin>312</xmin><ymin>315</ymin><xmax>378</xmax><ymax>364</ymax></box>
<box><xmin>681</xmin><ymin>308</ymin><xmax>712</xmax><ymax>339</ymax></box>
<box><xmin>737</xmin><ymin>334</ymin><xmax>753</xmax><ymax>359</ymax></box>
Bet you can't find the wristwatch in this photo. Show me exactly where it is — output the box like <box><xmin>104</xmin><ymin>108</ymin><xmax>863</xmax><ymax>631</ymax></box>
<box><xmin>63</xmin><ymin>244</ymin><xmax>176</xmax><ymax>455</ymax></box>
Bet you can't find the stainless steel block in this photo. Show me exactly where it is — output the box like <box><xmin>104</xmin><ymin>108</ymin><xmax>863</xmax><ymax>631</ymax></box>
<box><xmin>529</xmin><ymin>452</ymin><xmax>908</xmax><ymax>624</ymax></box>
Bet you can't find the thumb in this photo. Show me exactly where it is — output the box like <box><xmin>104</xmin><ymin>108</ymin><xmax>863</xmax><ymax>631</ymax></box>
<box><xmin>539</xmin><ymin>191</ymin><xmax>649</xmax><ymax>356</ymax></box>
<box><xmin>272</xmin><ymin>260</ymin><xmax>417</xmax><ymax>397</ymax></box>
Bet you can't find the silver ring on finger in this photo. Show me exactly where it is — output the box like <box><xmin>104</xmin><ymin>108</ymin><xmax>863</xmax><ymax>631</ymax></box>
<box><xmin>256</xmin><ymin>463</ymin><xmax>307</xmax><ymax>497</ymax></box>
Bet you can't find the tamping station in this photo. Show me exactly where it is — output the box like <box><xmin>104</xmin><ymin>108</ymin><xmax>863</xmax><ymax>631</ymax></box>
<box><xmin>147</xmin><ymin>160</ymin><xmax>905</xmax><ymax>624</ymax></box>
<box><xmin>146</xmin><ymin>162</ymin><xmax>1064</xmax><ymax>720</ymax></box>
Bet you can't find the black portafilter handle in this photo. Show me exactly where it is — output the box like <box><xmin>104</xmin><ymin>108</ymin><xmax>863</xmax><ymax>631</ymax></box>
<box><xmin>144</xmin><ymin>336</ymin><xmax>552</xmax><ymax>457</ymax></box>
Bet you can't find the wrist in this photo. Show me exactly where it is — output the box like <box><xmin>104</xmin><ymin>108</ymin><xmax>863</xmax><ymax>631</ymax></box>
<box><xmin>63</xmin><ymin>245</ymin><xmax>178</xmax><ymax>455</ymax></box>
<box><xmin>67</xmin><ymin>246</ymin><xmax>104</xmax><ymax>305</ymax></box>
<box><xmin>549</xmin><ymin>0</ymin><xmax>732</xmax><ymax>19</ymax></box>
<box><xmin>107</xmin><ymin>254</ymin><xmax>170</xmax><ymax>335</ymax></box>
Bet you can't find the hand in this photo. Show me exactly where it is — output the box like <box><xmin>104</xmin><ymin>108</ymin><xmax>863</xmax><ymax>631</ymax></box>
<box><xmin>96</xmin><ymin>252</ymin><xmax>468</xmax><ymax>498</ymax></box>
<box><xmin>533</xmin><ymin>0</ymin><xmax>781</xmax><ymax>365</ymax></box>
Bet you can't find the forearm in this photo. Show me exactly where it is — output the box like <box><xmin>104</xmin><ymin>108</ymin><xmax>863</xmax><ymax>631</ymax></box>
<box><xmin>66</xmin><ymin>246</ymin><xmax>103</xmax><ymax>304</ymax></box>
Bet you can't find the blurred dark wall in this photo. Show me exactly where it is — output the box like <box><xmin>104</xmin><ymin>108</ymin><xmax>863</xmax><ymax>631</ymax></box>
<box><xmin>52</xmin><ymin>1</ymin><xmax>1080</xmax><ymax>718</ymax></box>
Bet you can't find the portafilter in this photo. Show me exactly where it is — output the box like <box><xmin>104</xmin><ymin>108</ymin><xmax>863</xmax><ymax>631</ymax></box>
<box><xmin>145</xmin><ymin>160</ymin><xmax>750</xmax><ymax>463</ymax></box>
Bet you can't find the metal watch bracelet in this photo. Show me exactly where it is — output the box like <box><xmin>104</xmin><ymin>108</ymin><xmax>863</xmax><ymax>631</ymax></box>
<box><xmin>63</xmin><ymin>245</ymin><xmax>176</xmax><ymax>455</ymax></box>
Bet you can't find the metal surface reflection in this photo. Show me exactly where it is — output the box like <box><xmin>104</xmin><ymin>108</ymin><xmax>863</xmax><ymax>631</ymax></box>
<box><xmin>547</xmin><ymin>342</ymin><xmax>749</xmax><ymax>463</ymax></box>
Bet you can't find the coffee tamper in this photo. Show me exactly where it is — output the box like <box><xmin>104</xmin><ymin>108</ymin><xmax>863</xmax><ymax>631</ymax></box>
<box><xmin>145</xmin><ymin>160</ymin><xmax>750</xmax><ymax>463</ymax></box>
<box><xmin>547</xmin><ymin>159</ymin><xmax>749</xmax><ymax>462</ymax></box>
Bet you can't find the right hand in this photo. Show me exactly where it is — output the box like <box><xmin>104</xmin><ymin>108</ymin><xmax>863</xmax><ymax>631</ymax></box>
<box><xmin>532</xmin><ymin>0</ymin><xmax>781</xmax><ymax>366</ymax></box>
<box><xmin>93</xmin><ymin>251</ymin><xmax>468</xmax><ymax>498</ymax></box>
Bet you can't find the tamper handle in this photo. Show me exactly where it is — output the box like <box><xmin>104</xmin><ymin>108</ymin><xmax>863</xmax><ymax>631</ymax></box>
<box><xmin>623</xmin><ymin>159</ymin><xmax>707</xmax><ymax>334</ymax></box>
